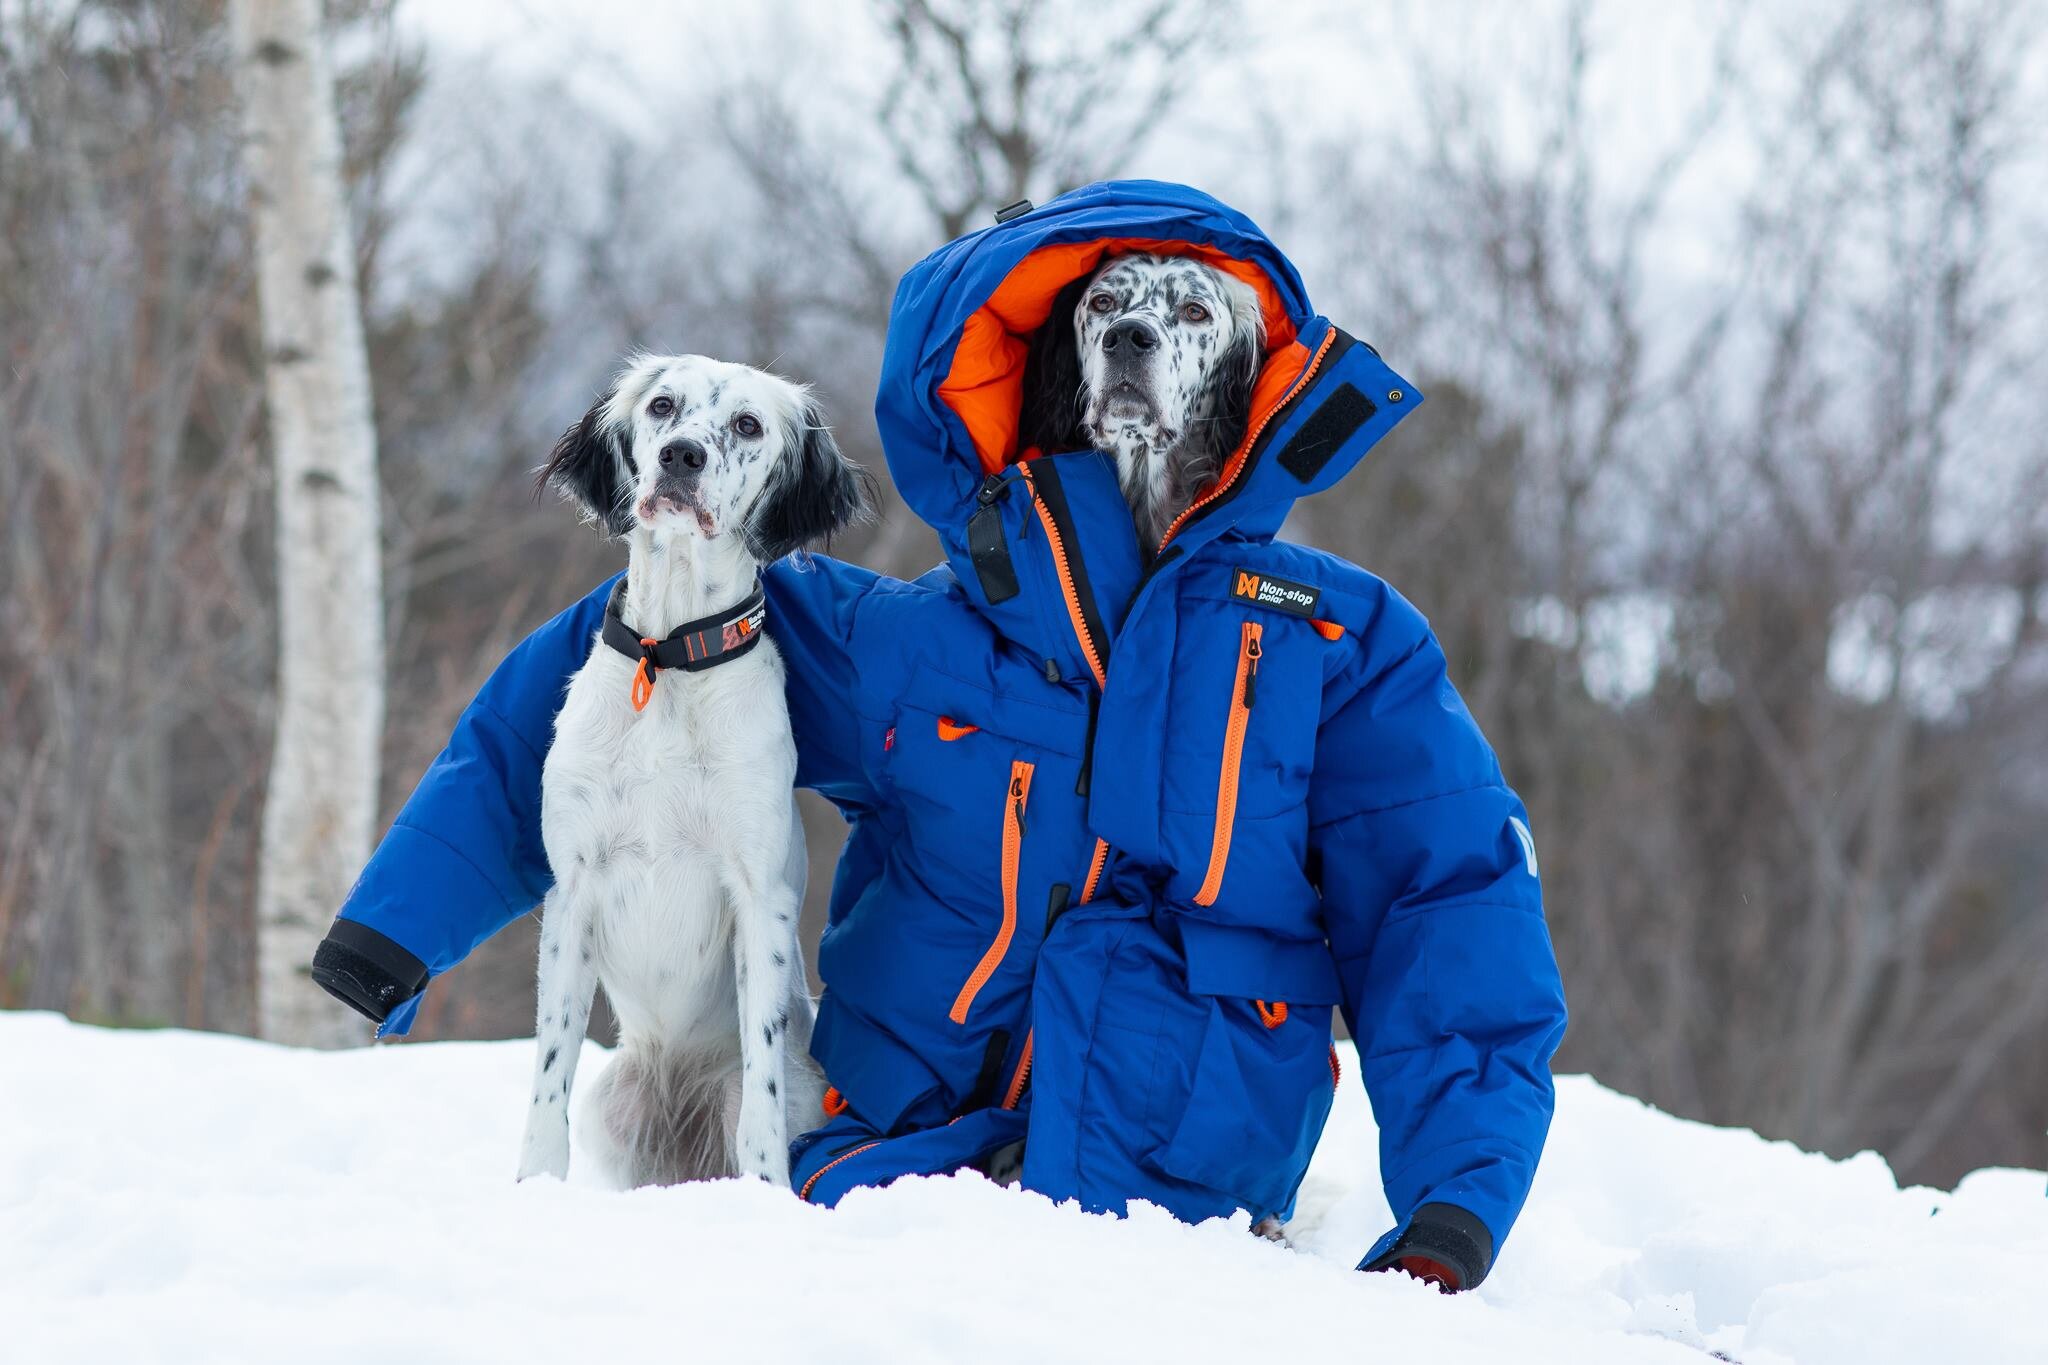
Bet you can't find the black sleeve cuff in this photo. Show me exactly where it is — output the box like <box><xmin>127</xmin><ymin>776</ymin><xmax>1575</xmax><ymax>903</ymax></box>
<box><xmin>310</xmin><ymin>919</ymin><xmax>429</xmax><ymax>1024</ymax></box>
<box><xmin>1362</xmin><ymin>1202</ymin><xmax>1496</xmax><ymax>1290</ymax></box>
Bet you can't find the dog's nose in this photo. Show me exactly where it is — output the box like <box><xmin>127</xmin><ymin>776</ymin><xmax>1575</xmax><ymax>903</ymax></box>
<box><xmin>659</xmin><ymin>439</ymin><xmax>708</xmax><ymax>471</ymax></box>
<box><xmin>1101</xmin><ymin>318</ymin><xmax>1160</xmax><ymax>356</ymax></box>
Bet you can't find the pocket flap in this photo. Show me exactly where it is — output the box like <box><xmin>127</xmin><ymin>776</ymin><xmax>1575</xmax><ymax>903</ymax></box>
<box><xmin>896</xmin><ymin>663</ymin><xmax>1085</xmax><ymax>758</ymax></box>
<box><xmin>1179</xmin><ymin>918</ymin><xmax>1343</xmax><ymax>1006</ymax></box>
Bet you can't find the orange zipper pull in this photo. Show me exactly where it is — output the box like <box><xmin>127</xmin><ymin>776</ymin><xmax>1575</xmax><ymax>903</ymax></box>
<box><xmin>1012</xmin><ymin>773</ymin><xmax>1028</xmax><ymax>836</ymax></box>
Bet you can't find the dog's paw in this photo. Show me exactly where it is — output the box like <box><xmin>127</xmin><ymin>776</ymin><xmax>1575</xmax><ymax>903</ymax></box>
<box><xmin>734</xmin><ymin>1124</ymin><xmax>791</xmax><ymax>1188</ymax></box>
<box><xmin>516</xmin><ymin>1120</ymin><xmax>572</xmax><ymax>1183</ymax></box>
<box><xmin>516</xmin><ymin>1152</ymin><xmax>570</xmax><ymax>1183</ymax></box>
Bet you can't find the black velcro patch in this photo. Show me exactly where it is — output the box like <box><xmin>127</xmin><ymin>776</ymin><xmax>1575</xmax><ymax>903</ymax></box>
<box><xmin>1230</xmin><ymin>567</ymin><xmax>1321</xmax><ymax>618</ymax></box>
<box><xmin>967</xmin><ymin>500</ymin><xmax>1020</xmax><ymax>604</ymax></box>
<box><xmin>1276</xmin><ymin>382</ymin><xmax>1376</xmax><ymax>483</ymax></box>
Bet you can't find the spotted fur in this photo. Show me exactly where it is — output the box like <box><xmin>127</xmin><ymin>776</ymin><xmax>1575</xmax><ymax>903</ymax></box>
<box><xmin>1019</xmin><ymin>253</ymin><xmax>1264</xmax><ymax>551</ymax></box>
<box><xmin>516</xmin><ymin>354</ymin><xmax>864</xmax><ymax>1190</ymax></box>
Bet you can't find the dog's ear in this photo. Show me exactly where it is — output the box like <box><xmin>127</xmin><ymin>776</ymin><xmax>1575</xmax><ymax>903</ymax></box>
<box><xmin>1016</xmin><ymin>273</ymin><xmax>1093</xmax><ymax>457</ymax></box>
<box><xmin>536</xmin><ymin>391</ymin><xmax>634</xmax><ymax>538</ymax></box>
<box><xmin>1175</xmin><ymin>325</ymin><xmax>1264</xmax><ymax>505</ymax></box>
<box><xmin>746</xmin><ymin>400</ymin><xmax>874</xmax><ymax>563</ymax></box>
<box><xmin>1211</xmin><ymin>325</ymin><xmax>1260</xmax><ymax>459</ymax></box>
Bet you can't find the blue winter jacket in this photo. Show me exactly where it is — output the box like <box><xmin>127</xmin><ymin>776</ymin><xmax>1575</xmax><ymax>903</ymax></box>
<box><xmin>331</xmin><ymin>181</ymin><xmax>1566</xmax><ymax>1277</ymax></box>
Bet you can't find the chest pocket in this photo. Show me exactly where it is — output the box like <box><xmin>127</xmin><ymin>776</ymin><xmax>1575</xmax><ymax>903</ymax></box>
<box><xmin>1159</xmin><ymin>605</ymin><xmax>1327</xmax><ymax>924</ymax></box>
<box><xmin>881</xmin><ymin>668</ymin><xmax>1094</xmax><ymax>1019</ymax></box>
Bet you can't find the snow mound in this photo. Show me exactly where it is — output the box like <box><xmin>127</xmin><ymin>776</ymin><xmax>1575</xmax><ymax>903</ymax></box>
<box><xmin>0</xmin><ymin>1012</ymin><xmax>2040</xmax><ymax>1364</ymax></box>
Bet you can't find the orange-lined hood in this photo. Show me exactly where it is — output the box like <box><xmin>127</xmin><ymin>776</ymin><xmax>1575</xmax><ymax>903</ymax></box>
<box><xmin>875</xmin><ymin>182</ymin><xmax>1335</xmax><ymax>535</ymax></box>
<box><xmin>874</xmin><ymin>181</ymin><xmax>1422</xmax><ymax>667</ymax></box>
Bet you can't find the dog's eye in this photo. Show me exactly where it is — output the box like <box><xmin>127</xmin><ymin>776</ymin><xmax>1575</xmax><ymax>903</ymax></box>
<box><xmin>1087</xmin><ymin>292</ymin><xmax>1117</xmax><ymax>315</ymax></box>
<box><xmin>649</xmin><ymin>396</ymin><xmax>674</xmax><ymax>419</ymax></box>
<box><xmin>733</xmin><ymin>413</ymin><xmax>762</xmax><ymax>438</ymax></box>
<box><xmin>1181</xmin><ymin>301</ymin><xmax>1211</xmax><ymax>324</ymax></box>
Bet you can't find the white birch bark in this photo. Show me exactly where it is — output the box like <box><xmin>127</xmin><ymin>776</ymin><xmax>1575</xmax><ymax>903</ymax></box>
<box><xmin>231</xmin><ymin>0</ymin><xmax>384</xmax><ymax>1047</ymax></box>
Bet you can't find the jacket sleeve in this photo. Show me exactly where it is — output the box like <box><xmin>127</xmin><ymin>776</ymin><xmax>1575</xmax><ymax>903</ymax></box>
<box><xmin>323</xmin><ymin>575</ymin><xmax>618</xmax><ymax>1036</ymax></box>
<box><xmin>762</xmin><ymin>553</ymin><xmax>887</xmax><ymax>815</ymax></box>
<box><xmin>1308</xmin><ymin>588</ymin><xmax>1567</xmax><ymax>1285</ymax></box>
<box><xmin>319</xmin><ymin>556</ymin><xmax>884</xmax><ymax>1037</ymax></box>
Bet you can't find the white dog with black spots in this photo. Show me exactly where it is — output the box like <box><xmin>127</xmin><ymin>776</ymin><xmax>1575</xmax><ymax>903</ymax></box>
<box><xmin>515</xmin><ymin>353</ymin><xmax>865</xmax><ymax>1189</ymax></box>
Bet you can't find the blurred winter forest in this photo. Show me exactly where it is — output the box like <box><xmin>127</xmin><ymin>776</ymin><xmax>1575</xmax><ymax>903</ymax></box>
<box><xmin>2</xmin><ymin>0</ymin><xmax>2044</xmax><ymax>1189</ymax></box>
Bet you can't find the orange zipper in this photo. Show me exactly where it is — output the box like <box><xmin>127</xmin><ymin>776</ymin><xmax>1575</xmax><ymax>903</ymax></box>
<box><xmin>1000</xmin><ymin>836</ymin><xmax>1108</xmax><ymax>1109</ymax></box>
<box><xmin>799</xmin><ymin>1140</ymin><xmax>880</xmax><ymax>1201</ymax></box>
<box><xmin>1194</xmin><ymin>621</ymin><xmax>1261</xmax><ymax>906</ymax></box>
<box><xmin>949</xmin><ymin>760</ymin><xmax>1035</xmax><ymax>1024</ymax></box>
<box><xmin>1079</xmin><ymin>837</ymin><xmax>1109</xmax><ymax>905</ymax></box>
<box><xmin>1000</xmin><ymin>1031</ymin><xmax>1035</xmax><ymax>1109</ymax></box>
<box><xmin>1017</xmin><ymin>463</ymin><xmax>1108</xmax><ymax>688</ymax></box>
<box><xmin>1158</xmin><ymin>326</ymin><xmax>1340</xmax><ymax>556</ymax></box>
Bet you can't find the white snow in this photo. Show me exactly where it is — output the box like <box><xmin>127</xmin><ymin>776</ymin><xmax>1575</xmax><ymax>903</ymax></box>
<box><xmin>1</xmin><ymin>1011</ymin><xmax>2041</xmax><ymax>1364</ymax></box>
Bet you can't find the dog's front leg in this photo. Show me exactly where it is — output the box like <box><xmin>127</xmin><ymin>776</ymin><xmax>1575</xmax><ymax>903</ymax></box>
<box><xmin>724</xmin><ymin>856</ymin><xmax>801</xmax><ymax>1187</ymax></box>
<box><xmin>516</xmin><ymin>885</ymin><xmax>599</xmax><ymax>1181</ymax></box>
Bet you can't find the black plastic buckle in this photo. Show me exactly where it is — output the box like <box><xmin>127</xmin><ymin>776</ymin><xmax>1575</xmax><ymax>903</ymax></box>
<box><xmin>993</xmin><ymin>198</ymin><xmax>1033</xmax><ymax>224</ymax></box>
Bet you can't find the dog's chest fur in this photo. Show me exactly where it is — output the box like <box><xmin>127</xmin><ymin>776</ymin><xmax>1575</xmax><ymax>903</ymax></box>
<box><xmin>541</xmin><ymin>641</ymin><xmax>796</xmax><ymax>1042</ymax></box>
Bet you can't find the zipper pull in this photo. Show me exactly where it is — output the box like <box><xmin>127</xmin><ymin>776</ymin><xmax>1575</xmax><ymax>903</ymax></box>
<box><xmin>1243</xmin><ymin>633</ymin><xmax>1262</xmax><ymax>710</ymax></box>
<box><xmin>1012</xmin><ymin>772</ymin><xmax>1028</xmax><ymax>836</ymax></box>
<box><xmin>976</xmin><ymin>472</ymin><xmax>1009</xmax><ymax>507</ymax></box>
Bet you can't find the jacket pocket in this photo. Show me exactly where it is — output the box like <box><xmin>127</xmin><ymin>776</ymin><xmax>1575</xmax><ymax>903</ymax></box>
<box><xmin>884</xmin><ymin>687</ymin><xmax>1070</xmax><ymax>884</ymax></box>
<box><xmin>1148</xmin><ymin>997</ymin><xmax>1336</xmax><ymax>1219</ymax></box>
<box><xmin>1144</xmin><ymin>924</ymin><xmax>1340</xmax><ymax>1218</ymax></box>
<box><xmin>949</xmin><ymin>759</ymin><xmax>1034</xmax><ymax>1024</ymax></box>
<box><xmin>1193</xmin><ymin>619</ymin><xmax>1262</xmax><ymax>906</ymax></box>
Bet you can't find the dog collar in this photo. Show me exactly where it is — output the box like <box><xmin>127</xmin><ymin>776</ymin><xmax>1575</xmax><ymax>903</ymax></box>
<box><xmin>601</xmin><ymin>579</ymin><xmax>768</xmax><ymax>712</ymax></box>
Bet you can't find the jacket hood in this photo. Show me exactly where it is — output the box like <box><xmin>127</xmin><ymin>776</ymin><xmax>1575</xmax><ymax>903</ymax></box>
<box><xmin>874</xmin><ymin>180</ymin><xmax>1421</xmax><ymax>673</ymax></box>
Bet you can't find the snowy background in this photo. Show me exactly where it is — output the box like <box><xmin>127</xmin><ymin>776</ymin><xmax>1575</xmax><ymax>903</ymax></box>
<box><xmin>3</xmin><ymin>3</ymin><xmax>2048</xmax><ymax>1359</ymax></box>
<box><xmin>2</xmin><ymin>1012</ymin><xmax>2042</xmax><ymax>1364</ymax></box>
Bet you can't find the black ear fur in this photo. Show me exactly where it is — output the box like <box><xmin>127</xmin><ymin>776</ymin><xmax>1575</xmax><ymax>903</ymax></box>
<box><xmin>1173</xmin><ymin>325</ymin><xmax>1263</xmax><ymax>511</ymax></box>
<box><xmin>1210</xmin><ymin>326</ymin><xmax>1260</xmax><ymax>460</ymax></box>
<box><xmin>746</xmin><ymin>401</ymin><xmax>874</xmax><ymax>562</ymax></box>
<box><xmin>1015</xmin><ymin>274</ymin><xmax>1093</xmax><ymax>457</ymax></box>
<box><xmin>537</xmin><ymin>392</ymin><xmax>633</xmax><ymax>537</ymax></box>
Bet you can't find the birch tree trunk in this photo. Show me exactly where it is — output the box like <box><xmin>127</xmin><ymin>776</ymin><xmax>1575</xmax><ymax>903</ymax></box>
<box><xmin>231</xmin><ymin>0</ymin><xmax>384</xmax><ymax>1048</ymax></box>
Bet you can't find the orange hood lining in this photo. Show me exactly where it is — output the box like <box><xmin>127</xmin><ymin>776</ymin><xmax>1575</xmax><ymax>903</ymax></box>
<box><xmin>937</xmin><ymin>237</ymin><xmax>1309</xmax><ymax>478</ymax></box>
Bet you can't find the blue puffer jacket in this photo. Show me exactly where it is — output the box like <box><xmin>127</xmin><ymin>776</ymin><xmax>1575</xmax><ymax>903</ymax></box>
<box><xmin>329</xmin><ymin>181</ymin><xmax>1565</xmax><ymax>1278</ymax></box>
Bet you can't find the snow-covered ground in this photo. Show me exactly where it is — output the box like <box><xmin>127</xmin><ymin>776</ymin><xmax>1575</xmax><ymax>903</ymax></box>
<box><xmin>1</xmin><ymin>1012</ymin><xmax>2040</xmax><ymax>1364</ymax></box>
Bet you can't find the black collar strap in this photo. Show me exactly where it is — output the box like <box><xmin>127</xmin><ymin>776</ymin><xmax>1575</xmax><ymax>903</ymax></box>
<box><xmin>602</xmin><ymin>579</ymin><xmax>767</xmax><ymax>711</ymax></box>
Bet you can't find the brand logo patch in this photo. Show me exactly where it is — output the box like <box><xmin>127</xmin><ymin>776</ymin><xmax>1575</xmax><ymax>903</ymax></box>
<box><xmin>1230</xmin><ymin>568</ymin><xmax>1321</xmax><ymax>618</ymax></box>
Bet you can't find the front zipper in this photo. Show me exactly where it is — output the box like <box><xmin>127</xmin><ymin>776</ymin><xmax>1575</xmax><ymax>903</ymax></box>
<box><xmin>1194</xmin><ymin>621</ymin><xmax>1261</xmax><ymax>907</ymax></box>
<box><xmin>949</xmin><ymin>759</ymin><xmax>1035</xmax><ymax>1024</ymax></box>
<box><xmin>1156</xmin><ymin>325</ymin><xmax>1342</xmax><ymax>557</ymax></box>
<box><xmin>1017</xmin><ymin>461</ymin><xmax>1109</xmax><ymax>689</ymax></box>
<box><xmin>1001</xmin><ymin>836</ymin><xmax>1110</xmax><ymax>1110</ymax></box>
<box><xmin>1001</xmin><ymin>1031</ymin><xmax>1035</xmax><ymax>1109</ymax></box>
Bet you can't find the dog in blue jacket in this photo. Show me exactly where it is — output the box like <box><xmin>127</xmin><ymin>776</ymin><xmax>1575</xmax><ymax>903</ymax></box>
<box><xmin>311</xmin><ymin>181</ymin><xmax>1567</xmax><ymax>1292</ymax></box>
